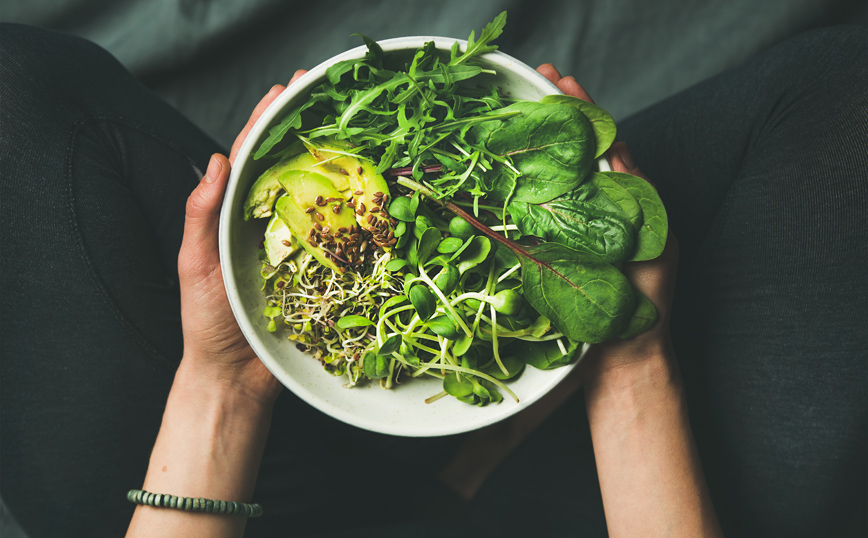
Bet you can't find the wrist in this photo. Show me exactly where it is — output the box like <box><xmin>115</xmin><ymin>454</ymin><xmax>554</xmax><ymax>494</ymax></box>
<box><xmin>581</xmin><ymin>342</ymin><xmax>681</xmax><ymax>404</ymax></box>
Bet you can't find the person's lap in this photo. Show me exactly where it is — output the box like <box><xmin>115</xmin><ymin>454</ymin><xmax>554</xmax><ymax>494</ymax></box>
<box><xmin>1</xmin><ymin>23</ymin><xmax>865</xmax><ymax>538</ymax></box>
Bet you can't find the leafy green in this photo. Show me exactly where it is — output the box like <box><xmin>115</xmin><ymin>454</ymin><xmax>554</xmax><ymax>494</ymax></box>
<box><xmin>602</xmin><ymin>171</ymin><xmax>668</xmax><ymax>261</ymax></box>
<box><xmin>539</xmin><ymin>95</ymin><xmax>617</xmax><ymax>158</ymax></box>
<box><xmin>467</xmin><ymin>101</ymin><xmax>595</xmax><ymax>203</ymax></box>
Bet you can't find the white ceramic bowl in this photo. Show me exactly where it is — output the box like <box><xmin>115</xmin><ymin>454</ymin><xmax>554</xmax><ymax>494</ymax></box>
<box><xmin>219</xmin><ymin>37</ymin><xmax>602</xmax><ymax>437</ymax></box>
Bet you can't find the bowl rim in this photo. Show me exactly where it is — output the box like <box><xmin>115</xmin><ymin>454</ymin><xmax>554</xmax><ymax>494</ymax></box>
<box><xmin>219</xmin><ymin>36</ymin><xmax>602</xmax><ymax>436</ymax></box>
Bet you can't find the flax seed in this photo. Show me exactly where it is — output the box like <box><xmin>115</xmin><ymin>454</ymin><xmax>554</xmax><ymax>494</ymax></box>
<box><xmin>354</xmin><ymin>190</ymin><xmax>364</xmax><ymax>196</ymax></box>
<box><xmin>332</xmin><ymin>205</ymin><xmax>341</xmax><ymax>214</ymax></box>
<box><xmin>338</xmin><ymin>227</ymin><xmax>348</xmax><ymax>233</ymax></box>
<box><xmin>316</xmin><ymin>212</ymin><xmax>325</xmax><ymax>221</ymax></box>
<box><xmin>315</xmin><ymin>195</ymin><xmax>324</xmax><ymax>205</ymax></box>
<box><xmin>282</xmin><ymin>239</ymin><xmax>292</xmax><ymax>247</ymax></box>
<box><xmin>314</xmin><ymin>222</ymin><xmax>323</xmax><ymax>231</ymax></box>
<box><xmin>346</xmin><ymin>201</ymin><xmax>356</xmax><ymax>209</ymax></box>
<box><xmin>374</xmin><ymin>192</ymin><xmax>383</xmax><ymax>198</ymax></box>
<box><xmin>366</xmin><ymin>214</ymin><xmax>375</xmax><ymax>224</ymax></box>
<box><xmin>305</xmin><ymin>207</ymin><xmax>316</xmax><ymax>214</ymax></box>
<box><xmin>387</xmin><ymin>232</ymin><xmax>394</xmax><ymax>241</ymax></box>
<box><xmin>358</xmin><ymin>203</ymin><xmax>366</xmax><ymax>213</ymax></box>
<box><xmin>388</xmin><ymin>238</ymin><xmax>397</xmax><ymax>246</ymax></box>
<box><xmin>371</xmin><ymin>206</ymin><xmax>380</xmax><ymax>213</ymax></box>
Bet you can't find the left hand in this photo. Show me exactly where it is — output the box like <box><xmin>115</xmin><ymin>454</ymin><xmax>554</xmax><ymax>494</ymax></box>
<box><xmin>176</xmin><ymin>70</ymin><xmax>308</xmax><ymax>406</ymax></box>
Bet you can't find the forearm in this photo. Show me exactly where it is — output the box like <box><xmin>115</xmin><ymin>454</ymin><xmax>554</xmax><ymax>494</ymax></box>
<box><xmin>583</xmin><ymin>350</ymin><xmax>723</xmax><ymax>538</ymax></box>
<box><xmin>126</xmin><ymin>358</ymin><xmax>274</xmax><ymax>538</ymax></box>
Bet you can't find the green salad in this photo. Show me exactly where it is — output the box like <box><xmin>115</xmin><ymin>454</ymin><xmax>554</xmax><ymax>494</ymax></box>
<box><xmin>243</xmin><ymin>12</ymin><xmax>667</xmax><ymax>405</ymax></box>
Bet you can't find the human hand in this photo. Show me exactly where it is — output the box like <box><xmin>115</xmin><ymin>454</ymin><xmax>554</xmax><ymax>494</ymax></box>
<box><xmin>176</xmin><ymin>70</ymin><xmax>309</xmax><ymax>406</ymax></box>
<box><xmin>536</xmin><ymin>64</ymin><xmax>680</xmax><ymax>382</ymax></box>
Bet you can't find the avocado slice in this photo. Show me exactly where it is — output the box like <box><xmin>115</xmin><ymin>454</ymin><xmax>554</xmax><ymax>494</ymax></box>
<box><xmin>263</xmin><ymin>209</ymin><xmax>298</xmax><ymax>266</ymax></box>
<box><xmin>275</xmin><ymin>170</ymin><xmax>359</xmax><ymax>273</ymax></box>
<box><xmin>305</xmin><ymin>140</ymin><xmax>395</xmax><ymax>248</ymax></box>
<box><xmin>243</xmin><ymin>152</ymin><xmax>353</xmax><ymax>221</ymax></box>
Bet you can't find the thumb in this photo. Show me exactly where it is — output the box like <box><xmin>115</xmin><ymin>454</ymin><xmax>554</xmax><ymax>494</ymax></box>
<box><xmin>179</xmin><ymin>153</ymin><xmax>231</xmax><ymax>279</ymax></box>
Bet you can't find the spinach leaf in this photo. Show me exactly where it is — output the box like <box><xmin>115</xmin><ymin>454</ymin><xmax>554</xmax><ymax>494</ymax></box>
<box><xmin>540</xmin><ymin>95</ymin><xmax>617</xmax><ymax>158</ymax></box>
<box><xmin>618</xmin><ymin>291</ymin><xmax>658</xmax><ymax>340</ymax></box>
<box><xmin>508</xmin><ymin>180</ymin><xmax>635</xmax><ymax>263</ymax></box>
<box><xmin>467</xmin><ymin>101</ymin><xmax>594</xmax><ymax>203</ymax></box>
<box><xmin>512</xmin><ymin>338</ymin><xmax>581</xmax><ymax>370</ymax></box>
<box><xmin>517</xmin><ymin>243</ymin><xmax>635</xmax><ymax>343</ymax></box>
<box><xmin>601</xmin><ymin>171</ymin><xmax>668</xmax><ymax>261</ymax></box>
<box><xmin>586</xmin><ymin>172</ymin><xmax>643</xmax><ymax>232</ymax></box>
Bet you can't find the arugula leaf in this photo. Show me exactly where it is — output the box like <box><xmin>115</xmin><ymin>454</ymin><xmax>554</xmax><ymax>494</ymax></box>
<box><xmin>254</xmin><ymin>94</ymin><xmax>327</xmax><ymax>160</ymax></box>
<box><xmin>450</xmin><ymin>11</ymin><xmax>507</xmax><ymax>65</ymax></box>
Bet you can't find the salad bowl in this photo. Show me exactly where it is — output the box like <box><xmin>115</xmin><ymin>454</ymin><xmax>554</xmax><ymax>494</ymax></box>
<box><xmin>219</xmin><ymin>36</ymin><xmax>603</xmax><ymax>436</ymax></box>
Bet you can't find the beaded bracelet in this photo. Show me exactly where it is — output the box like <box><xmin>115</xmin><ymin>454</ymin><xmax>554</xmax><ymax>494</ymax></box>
<box><xmin>126</xmin><ymin>489</ymin><xmax>263</xmax><ymax>518</ymax></box>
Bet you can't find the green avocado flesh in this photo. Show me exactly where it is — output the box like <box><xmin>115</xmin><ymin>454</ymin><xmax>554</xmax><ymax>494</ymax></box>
<box><xmin>275</xmin><ymin>170</ymin><xmax>358</xmax><ymax>273</ymax></box>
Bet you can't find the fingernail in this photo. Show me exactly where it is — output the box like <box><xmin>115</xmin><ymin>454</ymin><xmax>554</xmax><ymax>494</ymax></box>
<box><xmin>204</xmin><ymin>154</ymin><xmax>222</xmax><ymax>183</ymax></box>
<box><xmin>618</xmin><ymin>142</ymin><xmax>636</xmax><ymax>170</ymax></box>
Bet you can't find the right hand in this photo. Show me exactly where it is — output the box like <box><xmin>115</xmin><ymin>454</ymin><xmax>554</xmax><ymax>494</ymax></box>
<box><xmin>536</xmin><ymin>63</ymin><xmax>680</xmax><ymax>379</ymax></box>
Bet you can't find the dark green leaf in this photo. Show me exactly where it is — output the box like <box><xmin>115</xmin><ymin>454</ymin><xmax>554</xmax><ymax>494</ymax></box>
<box><xmin>443</xmin><ymin>372</ymin><xmax>474</xmax><ymax>397</ymax></box>
<box><xmin>449</xmin><ymin>216</ymin><xmax>476</xmax><ymax>239</ymax></box>
<box><xmin>432</xmin><ymin>265</ymin><xmax>459</xmax><ymax>294</ymax></box>
<box><xmin>508</xmin><ymin>180</ymin><xmax>636</xmax><ymax>263</ymax></box>
<box><xmin>253</xmin><ymin>95</ymin><xmax>327</xmax><ymax>160</ymax></box>
<box><xmin>363</xmin><ymin>351</ymin><xmax>390</xmax><ymax>379</ymax></box>
<box><xmin>518</xmin><ymin>243</ymin><xmax>635</xmax><ymax>343</ymax></box>
<box><xmin>456</xmin><ymin>236</ymin><xmax>491</xmax><ymax>274</ymax></box>
<box><xmin>619</xmin><ymin>291</ymin><xmax>658</xmax><ymax>339</ymax></box>
<box><xmin>409</xmin><ymin>285</ymin><xmax>437</xmax><ymax>321</ymax></box>
<box><xmin>540</xmin><ymin>95</ymin><xmax>617</xmax><ymax>158</ymax></box>
<box><xmin>385</xmin><ymin>258</ymin><xmax>409</xmax><ymax>272</ymax></box>
<box><xmin>482</xmin><ymin>355</ymin><xmax>525</xmax><ymax>380</ymax></box>
<box><xmin>512</xmin><ymin>338</ymin><xmax>581</xmax><ymax>370</ymax></box>
<box><xmin>416</xmin><ymin>227</ymin><xmax>441</xmax><ymax>265</ymax></box>
<box><xmin>468</xmin><ymin>101</ymin><xmax>594</xmax><ymax>203</ymax></box>
<box><xmin>601</xmin><ymin>172</ymin><xmax>668</xmax><ymax>261</ymax></box>
<box><xmin>380</xmin><ymin>294</ymin><xmax>408</xmax><ymax>312</ymax></box>
<box><xmin>437</xmin><ymin>237</ymin><xmax>464</xmax><ymax>253</ymax></box>
<box><xmin>388</xmin><ymin>196</ymin><xmax>416</xmax><ymax>222</ymax></box>
<box><xmin>427</xmin><ymin>315</ymin><xmax>460</xmax><ymax>340</ymax></box>
<box><xmin>378</xmin><ymin>334</ymin><xmax>402</xmax><ymax>356</ymax></box>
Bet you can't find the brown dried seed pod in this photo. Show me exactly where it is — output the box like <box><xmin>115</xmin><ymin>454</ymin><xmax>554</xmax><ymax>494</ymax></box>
<box><xmin>316</xmin><ymin>212</ymin><xmax>325</xmax><ymax>221</ymax></box>
<box><xmin>305</xmin><ymin>207</ymin><xmax>316</xmax><ymax>214</ymax></box>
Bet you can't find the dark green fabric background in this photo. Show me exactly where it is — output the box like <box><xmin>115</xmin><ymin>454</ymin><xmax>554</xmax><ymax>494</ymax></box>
<box><xmin>3</xmin><ymin>0</ymin><xmax>865</xmax><ymax>149</ymax></box>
